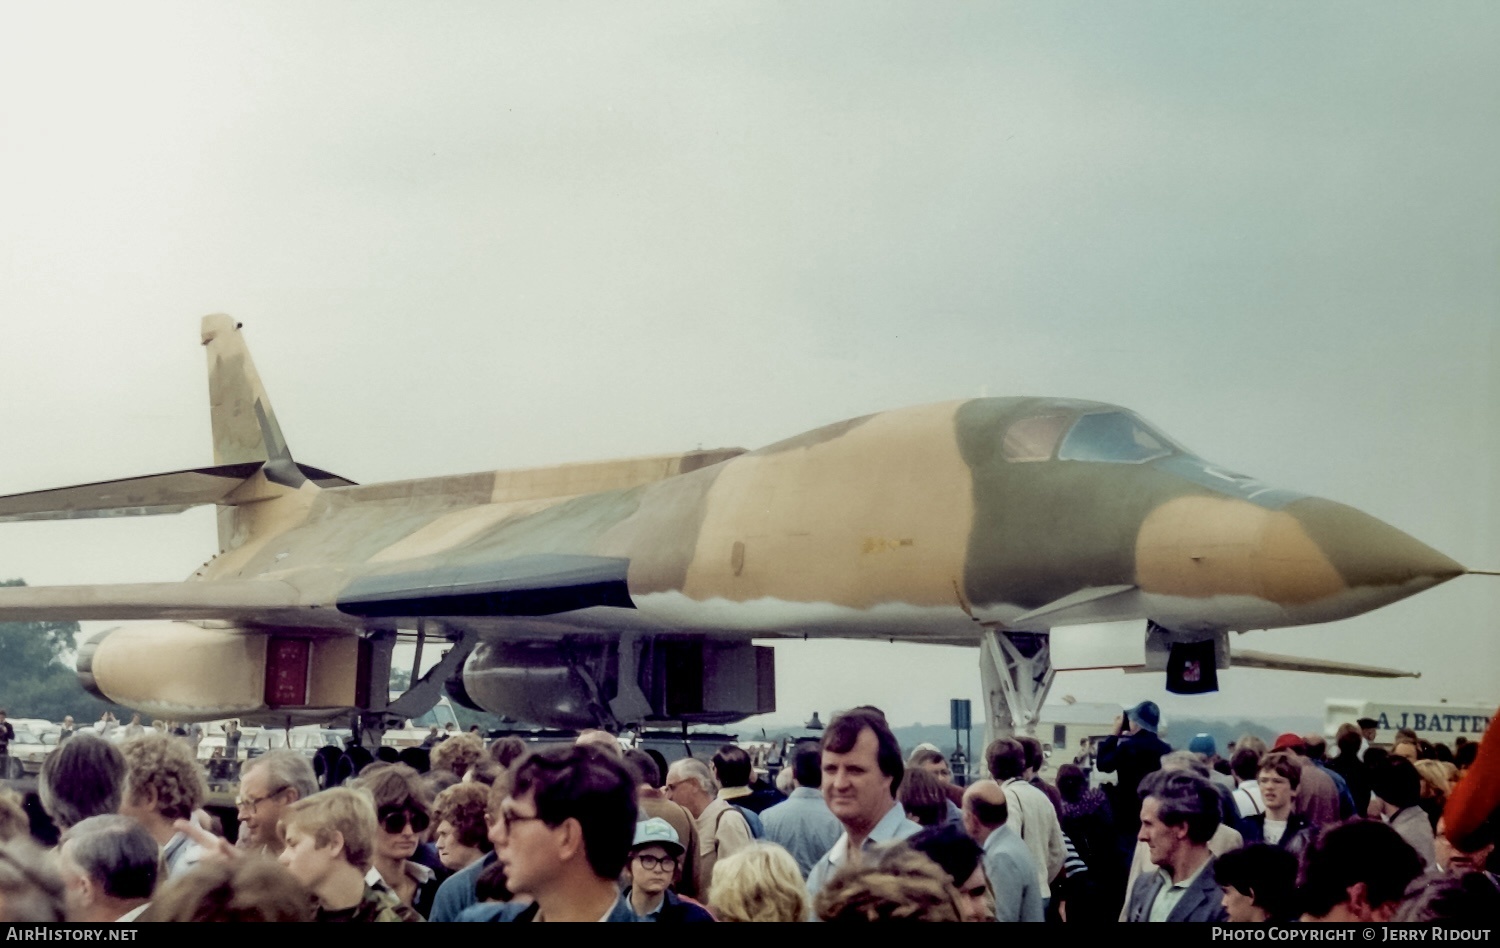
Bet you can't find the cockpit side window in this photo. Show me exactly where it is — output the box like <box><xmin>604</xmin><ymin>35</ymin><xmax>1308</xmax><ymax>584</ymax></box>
<box><xmin>1000</xmin><ymin>413</ymin><xmax>1072</xmax><ymax>462</ymax></box>
<box><xmin>1057</xmin><ymin>411</ymin><xmax>1174</xmax><ymax>464</ymax></box>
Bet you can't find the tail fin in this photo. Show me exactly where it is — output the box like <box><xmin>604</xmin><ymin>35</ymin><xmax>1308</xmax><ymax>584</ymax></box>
<box><xmin>202</xmin><ymin>315</ymin><xmax>354</xmax><ymax>490</ymax></box>
<box><xmin>201</xmin><ymin>315</ymin><xmax>357</xmax><ymax>551</ymax></box>
<box><xmin>202</xmin><ymin>314</ymin><xmax>294</xmax><ymax>473</ymax></box>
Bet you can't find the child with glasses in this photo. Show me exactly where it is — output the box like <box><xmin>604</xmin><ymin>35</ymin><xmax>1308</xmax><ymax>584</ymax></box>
<box><xmin>626</xmin><ymin>819</ymin><xmax>714</xmax><ymax>922</ymax></box>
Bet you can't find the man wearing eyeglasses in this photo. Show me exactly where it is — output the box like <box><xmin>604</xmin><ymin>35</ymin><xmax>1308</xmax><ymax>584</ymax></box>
<box><xmin>624</xmin><ymin>819</ymin><xmax>713</xmax><ymax>923</ymax></box>
<box><xmin>235</xmin><ymin>750</ymin><xmax>318</xmax><ymax>856</ymax></box>
<box><xmin>664</xmin><ymin>756</ymin><xmax>753</xmax><ymax>897</ymax></box>
<box><xmin>489</xmin><ymin>745</ymin><xmax>640</xmax><ymax>922</ymax></box>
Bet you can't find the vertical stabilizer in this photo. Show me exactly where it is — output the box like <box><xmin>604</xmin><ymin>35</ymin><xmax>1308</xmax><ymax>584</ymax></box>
<box><xmin>201</xmin><ymin>315</ymin><xmax>308</xmax><ymax>552</ymax></box>
<box><xmin>202</xmin><ymin>315</ymin><xmax>289</xmax><ymax>467</ymax></box>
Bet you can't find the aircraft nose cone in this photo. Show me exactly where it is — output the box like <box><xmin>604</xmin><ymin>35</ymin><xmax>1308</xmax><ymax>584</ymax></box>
<box><xmin>1283</xmin><ymin>498</ymin><xmax>1464</xmax><ymax>591</ymax></box>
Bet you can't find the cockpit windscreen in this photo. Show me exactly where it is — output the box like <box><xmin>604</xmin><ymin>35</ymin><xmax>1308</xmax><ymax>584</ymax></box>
<box><xmin>1057</xmin><ymin>411</ymin><xmax>1175</xmax><ymax>464</ymax></box>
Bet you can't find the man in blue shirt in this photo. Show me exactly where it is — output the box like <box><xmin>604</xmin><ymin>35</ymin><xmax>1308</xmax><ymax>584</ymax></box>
<box><xmin>761</xmin><ymin>746</ymin><xmax>842</xmax><ymax>878</ymax></box>
<box><xmin>429</xmin><ymin>780</ymin><xmax>503</xmax><ymax>921</ymax></box>
<box><xmin>962</xmin><ymin>779</ymin><xmax>1042</xmax><ymax>922</ymax></box>
<box><xmin>806</xmin><ymin>708</ymin><xmax>920</xmax><ymax>896</ymax></box>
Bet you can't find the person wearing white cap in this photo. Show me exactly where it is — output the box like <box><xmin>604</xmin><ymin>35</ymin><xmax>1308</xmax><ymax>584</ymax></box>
<box><xmin>626</xmin><ymin>819</ymin><xmax>715</xmax><ymax>923</ymax></box>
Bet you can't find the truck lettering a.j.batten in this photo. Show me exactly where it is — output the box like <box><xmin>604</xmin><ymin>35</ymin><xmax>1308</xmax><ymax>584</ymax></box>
<box><xmin>1326</xmin><ymin>699</ymin><xmax>1495</xmax><ymax>747</ymax></box>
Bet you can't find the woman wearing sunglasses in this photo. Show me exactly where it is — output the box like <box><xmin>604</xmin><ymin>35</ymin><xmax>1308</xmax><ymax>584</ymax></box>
<box><xmin>349</xmin><ymin>764</ymin><xmax>443</xmax><ymax>919</ymax></box>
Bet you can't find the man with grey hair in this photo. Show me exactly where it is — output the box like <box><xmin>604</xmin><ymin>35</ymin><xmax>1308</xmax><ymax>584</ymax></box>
<box><xmin>664</xmin><ymin>756</ymin><xmax>752</xmax><ymax>894</ymax></box>
<box><xmin>1124</xmin><ymin>770</ymin><xmax>1228</xmax><ymax>922</ymax></box>
<box><xmin>37</xmin><ymin>734</ymin><xmax>127</xmax><ymax>832</ymax></box>
<box><xmin>1118</xmin><ymin>750</ymin><xmax>1245</xmax><ymax>917</ymax></box>
<box><xmin>235</xmin><ymin>749</ymin><xmax>318</xmax><ymax>855</ymax></box>
<box><xmin>56</xmin><ymin>815</ymin><xmax>157</xmax><ymax>922</ymax></box>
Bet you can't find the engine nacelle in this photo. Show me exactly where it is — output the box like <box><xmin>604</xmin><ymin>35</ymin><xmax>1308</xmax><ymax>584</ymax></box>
<box><xmin>454</xmin><ymin>636</ymin><xmax>775</xmax><ymax>730</ymax></box>
<box><xmin>78</xmin><ymin>622</ymin><xmax>362</xmax><ymax>724</ymax></box>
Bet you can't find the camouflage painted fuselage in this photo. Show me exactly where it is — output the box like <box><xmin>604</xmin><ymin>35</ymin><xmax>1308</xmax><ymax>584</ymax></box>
<box><xmin>198</xmin><ymin>397</ymin><xmax>1461</xmax><ymax>645</ymax></box>
<box><xmin>0</xmin><ymin>317</ymin><xmax>1464</xmax><ymax>725</ymax></box>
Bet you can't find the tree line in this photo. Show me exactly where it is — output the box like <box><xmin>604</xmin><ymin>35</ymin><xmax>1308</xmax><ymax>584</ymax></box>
<box><xmin>0</xmin><ymin>579</ymin><xmax>129</xmax><ymax>723</ymax></box>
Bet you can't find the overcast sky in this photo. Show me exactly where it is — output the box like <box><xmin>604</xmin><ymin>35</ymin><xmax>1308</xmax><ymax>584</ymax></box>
<box><xmin>1</xmin><ymin>3</ymin><xmax>1495</xmax><ymax>732</ymax></box>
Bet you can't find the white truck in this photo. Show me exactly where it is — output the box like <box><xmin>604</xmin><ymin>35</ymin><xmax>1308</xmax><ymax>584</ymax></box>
<box><xmin>1325</xmin><ymin>699</ymin><xmax>1495</xmax><ymax>747</ymax></box>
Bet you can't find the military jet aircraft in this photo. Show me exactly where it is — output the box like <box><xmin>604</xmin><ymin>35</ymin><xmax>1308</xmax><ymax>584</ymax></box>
<box><xmin>0</xmin><ymin>316</ymin><xmax>1469</xmax><ymax>743</ymax></box>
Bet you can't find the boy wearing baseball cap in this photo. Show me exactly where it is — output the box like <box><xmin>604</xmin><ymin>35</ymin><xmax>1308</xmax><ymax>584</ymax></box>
<box><xmin>626</xmin><ymin>818</ymin><xmax>714</xmax><ymax>923</ymax></box>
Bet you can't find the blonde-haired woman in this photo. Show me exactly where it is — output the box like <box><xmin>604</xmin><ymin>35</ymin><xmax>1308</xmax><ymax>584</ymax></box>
<box><xmin>709</xmin><ymin>842</ymin><xmax>809</xmax><ymax>922</ymax></box>
<box><xmin>1413</xmin><ymin>758</ymin><xmax>1453</xmax><ymax>831</ymax></box>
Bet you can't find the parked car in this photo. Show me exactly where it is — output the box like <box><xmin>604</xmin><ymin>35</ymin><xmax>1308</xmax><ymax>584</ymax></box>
<box><xmin>6</xmin><ymin>723</ymin><xmax>60</xmax><ymax>778</ymax></box>
<box><xmin>196</xmin><ymin>720</ymin><xmax>350</xmax><ymax>785</ymax></box>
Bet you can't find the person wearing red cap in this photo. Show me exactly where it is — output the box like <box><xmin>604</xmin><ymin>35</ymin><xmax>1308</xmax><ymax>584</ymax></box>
<box><xmin>1271</xmin><ymin>734</ymin><xmax>1341</xmax><ymax>828</ymax></box>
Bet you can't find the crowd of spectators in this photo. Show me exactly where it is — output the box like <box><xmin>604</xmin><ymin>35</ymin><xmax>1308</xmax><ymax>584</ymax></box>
<box><xmin>0</xmin><ymin>701</ymin><xmax>1493</xmax><ymax>924</ymax></box>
